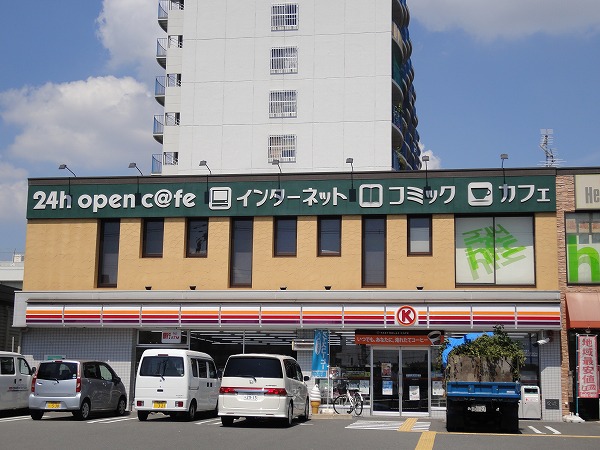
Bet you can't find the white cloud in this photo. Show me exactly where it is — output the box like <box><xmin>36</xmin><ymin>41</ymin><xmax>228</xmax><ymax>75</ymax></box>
<box><xmin>97</xmin><ymin>0</ymin><xmax>159</xmax><ymax>78</ymax></box>
<box><xmin>409</xmin><ymin>0</ymin><xmax>600</xmax><ymax>40</ymax></box>
<box><xmin>0</xmin><ymin>161</ymin><xmax>27</xmax><ymax>223</ymax></box>
<box><xmin>0</xmin><ymin>76</ymin><xmax>160</xmax><ymax>174</ymax></box>
<box><xmin>419</xmin><ymin>143</ymin><xmax>442</xmax><ymax>170</ymax></box>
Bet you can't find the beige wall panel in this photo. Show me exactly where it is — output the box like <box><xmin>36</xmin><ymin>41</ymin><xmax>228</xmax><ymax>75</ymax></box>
<box><xmin>387</xmin><ymin>215</ymin><xmax>456</xmax><ymax>290</ymax></box>
<box><xmin>118</xmin><ymin>217</ymin><xmax>231</xmax><ymax>290</ymax></box>
<box><xmin>252</xmin><ymin>216</ymin><xmax>363</xmax><ymax>290</ymax></box>
<box><xmin>24</xmin><ymin>220</ymin><xmax>98</xmax><ymax>290</ymax></box>
<box><xmin>534</xmin><ymin>212</ymin><xmax>559</xmax><ymax>290</ymax></box>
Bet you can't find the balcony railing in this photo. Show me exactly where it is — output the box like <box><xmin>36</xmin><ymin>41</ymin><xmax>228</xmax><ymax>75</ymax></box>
<box><xmin>156</xmin><ymin>38</ymin><xmax>167</xmax><ymax>68</ymax></box>
<box><xmin>158</xmin><ymin>1</ymin><xmax>184</xmax><ymax>31</ymax></box>
<box><xmin>152</xmin><ymin>153</ymin><xmax>163</xmax><ymax>174</ymax></box>
<box><xmin>151</xmin><ymin>152</ymin><xmax>179</xmax><ymax>174</ymax></box>
<box><xmin>155</xmin><ymin>76</ymin><xmax>166</xmax><ymax>106</ymax></box>
<box><xmin>153</xmin><ymin>115</ymin><xmax>164</xmax><ymax>143</ymax></box>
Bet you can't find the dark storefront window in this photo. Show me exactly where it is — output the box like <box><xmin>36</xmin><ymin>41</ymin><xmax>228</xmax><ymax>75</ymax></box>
<box><xmin>230</xmin><ymin>218</ymin><xmax>253</xmax><ymax>286</ymax></box>
<box><xmin>362</xmin><ymin>216</ymin><xmax>386</xmax><ymax>286</ymax></box>
<box><xmin>97</xmin><ymin>219</ymin><xmax>120</xmax><ymax>287</ymax></box>
<box><xmin>142</xmin><ymin>218</ymin><xmax>164</xmax><ymax>257</ymax></box>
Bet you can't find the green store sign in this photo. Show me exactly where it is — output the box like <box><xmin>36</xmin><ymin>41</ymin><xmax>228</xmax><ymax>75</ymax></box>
<box><xmin>27</xmin><ymin>175</ymin><xmax>556</xmax><ymax>219</ymax></box>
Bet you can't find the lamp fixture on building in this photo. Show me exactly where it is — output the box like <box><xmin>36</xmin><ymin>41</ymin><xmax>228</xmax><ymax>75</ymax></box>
<box><xmin>324</xmin><ymin>285</ymin><xmax>332</xmax><ymax>290</ymax></box>
<box><xmin>58</xmin><ymin>164</ymin><xmax>77</xmax><ymax>177</ymax></box>
<box><xmin>128</xmin><ymin>162</ymin><xmax>143</xmax><ymax>176</ymax></box>
<box><xmin>500</xmin><ymin>153</ymin><xmax>509</xmax><ymax>197</ymax></box>
<box><xmin>272</xmin><ymin>159</ymin><xmax>282</xmax><ymax>189</ymax></box>
<box><xmin>346</xmin><ymin>157</ymin><xmax>357</xmax><ymax>202</ymax></box>
<box><xmin>422</xmin><ymin>155</ymin><xmax>433</xmax><ymax>199</ymax></box>
<box><xmin>199</xmin><ymin>160</ymin><xmax>212</xmax><ymax>204</ymax></box>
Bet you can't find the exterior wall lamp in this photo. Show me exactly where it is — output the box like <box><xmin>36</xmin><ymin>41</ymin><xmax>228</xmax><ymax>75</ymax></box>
<box><xmin>422</xmin><ymin>155</ymin><xmax>433</xmax><ymax>199</ymax></box>
<box><xmin>199</xmin><ymin>160</ymin><xmax>212</xmax><ymax>204</ymax></box>
<box><xmin>346</xmin><ymin>157</ymin><xmax>356</xmax><ymax>202</ymax></box>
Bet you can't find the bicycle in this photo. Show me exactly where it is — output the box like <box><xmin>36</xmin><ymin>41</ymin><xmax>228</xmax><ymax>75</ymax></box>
<box><xmin>333</xmin><ymin>388</ymin><xmax>364</xmax><ymax>416</ymax></box>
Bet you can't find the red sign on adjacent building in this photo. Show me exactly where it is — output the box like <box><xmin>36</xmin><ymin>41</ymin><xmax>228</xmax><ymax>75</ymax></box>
<box><xmin>578</xmin><ymin>335</ymin><xmax>599</xmax><ymax>399</ymax></box>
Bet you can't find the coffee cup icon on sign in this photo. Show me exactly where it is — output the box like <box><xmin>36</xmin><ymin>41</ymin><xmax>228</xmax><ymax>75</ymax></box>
<box><xmin>467</xmin><ymin>182</ymin><xmax>493</xmax><ymax>206</ymax></box>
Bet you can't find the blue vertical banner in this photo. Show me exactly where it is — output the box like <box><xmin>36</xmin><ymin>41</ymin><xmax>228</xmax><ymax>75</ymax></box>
<box><xmin>312</xmin><ymin>329</ymin><xmax>329</xmax><ymax>378</ymax></box>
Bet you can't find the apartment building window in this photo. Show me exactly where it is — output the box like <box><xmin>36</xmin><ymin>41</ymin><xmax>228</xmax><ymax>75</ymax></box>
<box><xmin>187</xmin><ymin>218</ymin><xmax>208</xmax><ymax>257</ymax></box>
<box><xmin>271</xmin><ymin>4</ymin><xmax>299</xmax><ymax>31</ymax></box>
<box><xmin>142</xmin><ymin>218</ymin><xmax>164</xmax><ymax>258</ymax></box>
<box><xmin>167</xmin><ymin>73</ymin><xmax>181</xmax><ymax>87</ymax></box>
<box><xmin>168</xmin><ymin>35</ymin><xmax>183</xmax><ymax>48</ymax></box>
<box><xmin>230</xmin><ymin>218</ymin><xmax>253</xmax><ymax>287</ymax></box>
<box><xmin>98</xmin><ymin>220</ymin><xmax>120</xmax><ymax>287</ymax></box>
<box><xmin>163</xmin><ymin>151</ymin><xmax>179</xmax><ymax>165</ymax></box>
<box><xmin>274</xmin><ymin>217</ymin><xmax>297</xmax><ymax>256</ymax></box>
<box><xmin>362</xmin><ymin>216</ymin><xmax>386</xmax><ymax>286</ymax></box>
<box><xmin>408</xmin><ymin>216</ymin><xmax>432</xmax><ymax>255</ymax></box>
<box><xmin>165</xmin><ymin>112</ymin><xmax>180</xmax><ymax>126</ymax></box>
<box><xmin>318</xmin><ymin>216</ymin><xmax>341</xmax><ymax>256</ymax></box>
<box><xmin>271</xmin><ymin>47</ymin><xmax>298</xmax><ymax>74</ymax></box>
<box><xmin>268</xmin><ymin>134</ymin><xmax>296</xmax><ymax>163</ymax></box>
<box><xmin>269</xmin><ymin>90</ymin><xmax>297</xmax><ymax>118</ymax></box>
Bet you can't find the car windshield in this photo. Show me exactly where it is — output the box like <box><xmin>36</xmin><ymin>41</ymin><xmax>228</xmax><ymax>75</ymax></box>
<box><xmin>223</xmin><ymin>357</ymin><xmax>283</xmax><ymax>378</ymax></box>
<box><xmin>140</xmin><ymin>356</ymin><xmax>184</xmax><ymax>377</ymax></box>
<box><xmin>37</xmin><ymin>362</ymin><xmax>78</xmax><ymax>381</ymax></box>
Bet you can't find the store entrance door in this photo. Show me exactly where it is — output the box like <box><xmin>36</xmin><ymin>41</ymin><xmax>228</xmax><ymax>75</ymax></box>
<box><xmin>371</xmin><ymin>348</ymin><xmax>430</xmax><ymax>416</ymax></box>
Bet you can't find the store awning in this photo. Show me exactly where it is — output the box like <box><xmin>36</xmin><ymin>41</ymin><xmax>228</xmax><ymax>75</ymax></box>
<box><xmin>566</xmin><ymin>293</ymin><xmax>600</xmax><ymax>329</ymax></box>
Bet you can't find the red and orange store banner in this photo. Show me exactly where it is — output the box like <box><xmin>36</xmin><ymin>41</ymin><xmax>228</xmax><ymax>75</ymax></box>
<box><xmin>354</xmin><ymin>329</ymin><xmax>444</xmax><ymax>346</ymax></box>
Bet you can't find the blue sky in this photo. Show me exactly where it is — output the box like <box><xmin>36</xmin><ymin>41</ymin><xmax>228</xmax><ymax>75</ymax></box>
<box><xmin>1</xmin><ymin>0</ymin><xmax>600</xmax><ymax>257</ymax></box>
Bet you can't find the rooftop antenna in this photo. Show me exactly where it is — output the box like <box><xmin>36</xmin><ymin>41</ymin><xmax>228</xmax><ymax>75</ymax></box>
<box><xmin>539</xmin><ymin>129</ymin><xmax>564</xmax><ymax>167</ymax></box>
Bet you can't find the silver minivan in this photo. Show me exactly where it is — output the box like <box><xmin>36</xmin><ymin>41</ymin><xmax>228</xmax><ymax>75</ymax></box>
<box><xmin>29</xmin><ymin>359</ymin><xmax>127</xmax><ymax>420</ymax></box>
<box><xmin>218</xmin><ymin>354</ymin><xmax>309</xmax><ymax>427</ymax></box>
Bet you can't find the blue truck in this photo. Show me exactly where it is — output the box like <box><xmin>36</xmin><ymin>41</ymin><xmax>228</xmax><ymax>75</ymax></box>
<box><xmin>444</xmin><ymin>333</ymin><xmax>521</xmax><ymax>432</ymax></box>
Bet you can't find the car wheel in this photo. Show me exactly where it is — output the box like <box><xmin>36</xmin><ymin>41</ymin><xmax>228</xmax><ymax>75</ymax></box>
<box><xmin>137</xmin><ymin>410</ymin><xmax>149</xmax><ymax>421</ymax></box>
<box><xmin>299</xmin><ymin>398</ymin><xmax>309</xmax><ymax>422</ymax></box>
<box><xmin>184</xmin><ymin>401</ymin><xmax>197</xmax><ymax>421</ymax></box>
<box><xmin>31</xmin><ymin>411</ymin><xmax>44</xmax><ymax>421</ymax></box>
<box><xmin>221</xmin><ymin>416</ymin><xmax>234</xmax><ymax>427</ymax></box>
<box><xmin>73</xmin><ymin>400</ymin><xmax>91</xmax><ymax>421</ymax></box>
<box><xmin>282</xmin><ymin>402</ymin><xmax>293</xmax><ymax>427</ymax></box>
<box><xmin>115</xmin><ymin>396</ymin><xmax>127</xmax><ymax>416</ymax></box>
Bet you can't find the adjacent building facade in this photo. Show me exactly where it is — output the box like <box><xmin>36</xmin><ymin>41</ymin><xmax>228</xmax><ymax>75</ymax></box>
<box><xmin>152</xmin><ymin>0</ymin><xmax>420</xmax><ymax>175</ymax></box>
<box><xmin>16</xmin><ymin>168</ymin><xmax>564</xmax><ymax>419</ymax></box>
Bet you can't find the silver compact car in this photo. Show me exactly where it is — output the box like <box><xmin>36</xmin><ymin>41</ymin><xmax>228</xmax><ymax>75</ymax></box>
<box><xmin>29</xmin><ymin>359</ymin><xmax>127</xmax><ymax>420</ymax></box>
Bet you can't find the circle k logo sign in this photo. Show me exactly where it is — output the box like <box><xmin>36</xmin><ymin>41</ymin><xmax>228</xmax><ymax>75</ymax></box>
<box><xmin>396</xmin><ymin>306</ymin><xmax>417</xmax><ymax>326</ymax></box>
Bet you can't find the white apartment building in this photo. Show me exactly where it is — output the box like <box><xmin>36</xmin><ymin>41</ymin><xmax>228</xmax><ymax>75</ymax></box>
<box><xmin>152</xmin><ymin>0</ymin><xmax>420</xmax><ymax>176</ymax></box>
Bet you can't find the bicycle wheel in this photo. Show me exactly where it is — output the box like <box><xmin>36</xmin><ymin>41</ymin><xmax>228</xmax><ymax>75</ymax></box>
<box><xmin>352</xmin><ymin>394</ymin><xmax>363</xmax><ymax>416</ymax></box>
<box><xmin>333</xmin><ymin>395</ymin><xmax>353</xmax><ymax>414</ymax></box>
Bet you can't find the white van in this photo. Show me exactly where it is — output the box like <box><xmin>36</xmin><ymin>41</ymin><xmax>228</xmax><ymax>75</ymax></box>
<box><xmin>0</xmin><ymin>351</ymin><xmax>34</xmax><ymax>411</ymax></box>
<box><xmin>218</xmin><ymin>353</ymin><xmax>309</xmax><ymax>427</ymax></box>
<box><xmin>134</xmin><ymin>349</ymin><xmax>220</xmax><ymax>421</ymax></box>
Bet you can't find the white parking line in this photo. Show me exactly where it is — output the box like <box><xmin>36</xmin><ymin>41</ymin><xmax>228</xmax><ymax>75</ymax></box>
<box><xmin>0</xmin><ymin>416</ymin><xmax>30</xmax><ymax>423</ymax></box>
<box><xmin>195</xmin><ymin>418</ymin><xmax>221</xmax><ymax>425</ymax></box>
<box><xmin>545</xmin><ymin>426</ymin><xmax>561</xmax><ymax>435</ymax></box>
<box><xmin>528</xmin><ymin>426</ymin><xmax>544</xmax><ymax>434</ymax></box>
<box><xmin>346</xmin><ymin>420</ymin><xmax>404</xmax><ymax>431</ymax></box>
<box><xmin>87</xmin><ymin>417</ymin><xmax>137</xmax><ymax>424</ymax></box>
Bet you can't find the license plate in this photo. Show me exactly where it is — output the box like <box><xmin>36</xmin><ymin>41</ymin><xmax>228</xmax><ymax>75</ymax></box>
<box><xmin>469</xmin><ymin>405</ymin><xmax>486</xmax><ymax>413</ymax></box>
<box><xmin>242</xmin><ymin>395</ymin><xmax>258</xmax><ymax>401</ymax></box>
<box><xmin>46</xmin><ymin>402</ymin><xmax>61</xmax><ymax>409</ymax></box>
<box><xmin>153</xmin><ymin>401</ymin><xmax>167</xmax><ymax>408</ymax></box>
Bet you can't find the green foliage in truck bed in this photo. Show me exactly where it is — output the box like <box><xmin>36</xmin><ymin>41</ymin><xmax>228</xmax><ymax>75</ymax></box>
<box><xmin>445</xmin><ymin>326</ymin><xmax>525</xmax><ymax>382</ymax></box>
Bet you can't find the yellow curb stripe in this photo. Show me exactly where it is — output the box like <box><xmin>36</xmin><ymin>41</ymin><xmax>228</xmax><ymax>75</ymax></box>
<box><xmin>398</xmin><ymin>417</ymin><xmax>417</xmax><ymax>432</ymax></box>
<box><xmin>415</xmin><ymin>431</ymin><xmax>436</xmax><ymax>450</ymax></box>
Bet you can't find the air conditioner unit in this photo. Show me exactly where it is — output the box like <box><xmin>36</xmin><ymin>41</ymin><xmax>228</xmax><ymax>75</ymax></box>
<box><xmin>292</xmin><ymin>339</ymin><xmax>314</xmax><ymax>351</ymax></box>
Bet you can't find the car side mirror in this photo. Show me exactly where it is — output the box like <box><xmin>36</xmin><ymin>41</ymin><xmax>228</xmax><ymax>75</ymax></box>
<box><xmin>304</xmin><ymin>376</ymin><xmax>310</xmax><ymax>382</ymax></box>
<box><xmin>113</xmin><ymin>376</ymin><xmax>121</xmax><ymax>384</ymax></box>
<box><xmin>31</xmin><ymin>367</ymin><xmax>37</xmax><ymax>376</ymax></box>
